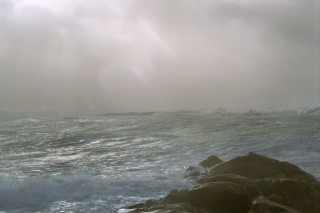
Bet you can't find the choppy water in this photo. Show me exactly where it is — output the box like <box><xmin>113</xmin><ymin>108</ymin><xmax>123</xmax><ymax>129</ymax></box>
<box><xmin>0</xmin><ymin>109</ymin><xmax>319</xmax><ymax>212</ymax></box>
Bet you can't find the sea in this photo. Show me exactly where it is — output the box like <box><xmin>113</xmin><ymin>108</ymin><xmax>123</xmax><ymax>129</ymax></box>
<box><xmin>0</xmin><ymin>108</ymin><xmax>319</xmax><ymax>212</ymax></box>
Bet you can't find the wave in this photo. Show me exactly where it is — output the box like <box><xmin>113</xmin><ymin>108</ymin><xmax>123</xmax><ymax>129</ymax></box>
<box><xmin>1</xmin><ymin>117</ymin><xmax>41</xmax><ymax>124</ymax></box>
<box><xmin>165</xmin><ymin>107</ymin><xmax>320</xmax><ymax>116</ymax></box>
<box><xmin>0</xmin><ymin>174</ymin><xmax>98</xmax><ymax>212</ymax></box>
<box><xmin>99</xmin><ymin>112</ymin><xmax>157</xmax><ymax>117</ymax></box>
<box><xmin>303</xmin><ymin>107</ymin><xmax>320</xmax><ymax>115</ymax></box>
<box><xmin>0</xmin><ymin>172</ymin><xmax>187</xmax><ymax>212</ymax></box>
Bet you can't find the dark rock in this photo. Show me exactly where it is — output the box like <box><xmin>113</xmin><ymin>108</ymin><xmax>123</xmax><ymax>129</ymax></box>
<box><xmin>127</xmin><ymin>199</ymin><xmax>158</xmax><ymax>209</ymax></box>
<box><xmin>255</xmin><ymin>178</ymin><xmax>320</xmax><ymax>211</ymax></box>
<box><xmin>162</xmin><ymin>181</ymin><xmax>255</xmax><ymax>212</ymax></box>
<box><xmin>208</xmin><ymin>152</ymin><xmax>316</xmax><ymax>181</ymax></box>
<box><xmin>124</xmin><ymin>152</ymin><xmax>320</xmax><ymax>213</ymax></box>
<box><xmin>128</xmin><ymin>203</ymin><xmax>205</xmax><ymax>213</ymax></box>
<box><xmin>197</xmin><ymin>174</ymin><xmax>260</xmax><ymax>196</ymax></box>
<box><xmin>249</xmin><ymin>198</ymin><xmax>300</xmax><ymax>213</ymax></box>
<box><xmin>199</xmin><ymin>155</ymin><xmax>223</xmax><ymax>168</ymax></box>
<box><xmin>184</xmin><ymin>166</ymin><xmax>202</xmax><ymax>178</ymax></box>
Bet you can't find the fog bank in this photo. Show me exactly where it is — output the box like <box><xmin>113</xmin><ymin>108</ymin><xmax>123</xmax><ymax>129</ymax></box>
<box><xmin>0</xmin><ymin>0</ymin><xmax>319</xmax><ymax>113</ymax></box>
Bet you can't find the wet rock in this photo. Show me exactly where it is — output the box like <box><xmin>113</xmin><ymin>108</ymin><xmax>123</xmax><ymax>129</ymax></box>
<box><xmin>207</xmin><ymin>152</ymin><xmax>316</xmax><ymax>181</ymax></box>
<box><xmin>184</xmin><ymin>155</ymin><xmax>223</xmax><ymax>179</ymax></box>
<box><xmin>184</xmin><ymin>166</ymin><xmax>202</xmax><ymax>178</ymax></box>
<box><xmin>162</xmin><ymin>181</ymin><xmax>255</xmax><ymax>212</ymax></box>
<box><xmin>124</xmin><ymin>152</ymin><xmax>320</xmax><ymax>213</ymax></box>
<box><xmin>199</xmin><ymin>155</ymin><xmax>223</xmax><ymax>168</ymax></box>
<box><xmin>249</xmin><ymin>198</ymin><xmax>300</xmax><ymax>213</ymax></box>
<box><xmin>255</xmin><ymin>178</ymin><xmax>320</xmax><ymax>211</ymax></box>
<box><xmin>127</xmin><ymin>199</ymin><xmax>158</xmax><ymax>210</ymax></box>
<box><xmin>128</xmin><ymin>203</ymin><xmax>204</xmax><ymax>213</ymax></box>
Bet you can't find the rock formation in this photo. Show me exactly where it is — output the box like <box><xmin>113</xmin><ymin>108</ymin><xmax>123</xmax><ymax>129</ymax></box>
<box><xmin>123</xmin><ymin>152</ymin><xmax>320</xmax><ymax>213</ymax></box>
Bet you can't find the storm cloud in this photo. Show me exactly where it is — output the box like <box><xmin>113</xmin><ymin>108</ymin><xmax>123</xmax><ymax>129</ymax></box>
<box><xmin>0</xmin><ymin>0</ymin><xmax>319</xmax><ymax>113</ymax></box>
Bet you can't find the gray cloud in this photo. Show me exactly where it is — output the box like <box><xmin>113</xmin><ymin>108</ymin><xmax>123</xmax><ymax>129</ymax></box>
<box><xmin>0</xmin><ymin>0</ymin><xmax>319</xmax><ymax>113</ymax></box>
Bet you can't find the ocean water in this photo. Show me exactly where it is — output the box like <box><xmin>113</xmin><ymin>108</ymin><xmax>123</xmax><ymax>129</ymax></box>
<box><xmin>0</xmin><ymin>109</ymin><xmax>319</xmax><ymax>212</ymax></box>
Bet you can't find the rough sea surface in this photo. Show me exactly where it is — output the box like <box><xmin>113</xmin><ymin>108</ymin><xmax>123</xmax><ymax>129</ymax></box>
<box><xmin>0</xmin><ymin>109</ymin><xmax>319</xmax><ymax>212</ymax></box>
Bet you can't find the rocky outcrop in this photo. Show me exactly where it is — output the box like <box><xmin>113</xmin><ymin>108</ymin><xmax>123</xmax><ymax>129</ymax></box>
<box><xmin>124</xmin><ymin>152</ymin><xmax>320</xmax><ymax>213</ymax></box>
<box><xmin>199</xmin><ymin>155</ymin><xmax>223</xmax><ymax>168</ymax></box>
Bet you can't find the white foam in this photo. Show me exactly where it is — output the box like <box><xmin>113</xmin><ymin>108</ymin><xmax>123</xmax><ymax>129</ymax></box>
<box><xmin>118</xmin><ymin>209</ymin><xmax>133</xmax><ymax>213</ymax></box>
<box><xmin>0</xmin><ymin>174</ymin><xmax>99</xmax><ymax>211</ymax></box>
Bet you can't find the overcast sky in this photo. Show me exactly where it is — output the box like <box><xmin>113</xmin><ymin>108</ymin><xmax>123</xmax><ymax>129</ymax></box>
<box><xmin>0</xmin><ymin>0</ymin><xmax>319</xmax><ymax>113</ymax></box>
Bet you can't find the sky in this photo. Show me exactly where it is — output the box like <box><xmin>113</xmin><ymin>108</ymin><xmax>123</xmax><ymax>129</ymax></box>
<box><xmin>0</xmin><ymin>0</ymin><xmax>319</xmax><ymax>113</ymax></box>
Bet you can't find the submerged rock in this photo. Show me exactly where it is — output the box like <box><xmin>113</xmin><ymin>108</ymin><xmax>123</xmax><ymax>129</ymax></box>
<box><xmin>124</xmin><ymin>152</ymin><xmax>320</xmax><ymax>213</ymax></box>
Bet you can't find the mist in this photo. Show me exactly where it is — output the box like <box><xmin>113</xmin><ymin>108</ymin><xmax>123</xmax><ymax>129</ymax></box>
<box><xmin>0</xmin><ymin>0</ymin><xmax>319</xmax><ymax>113</ymax></box>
